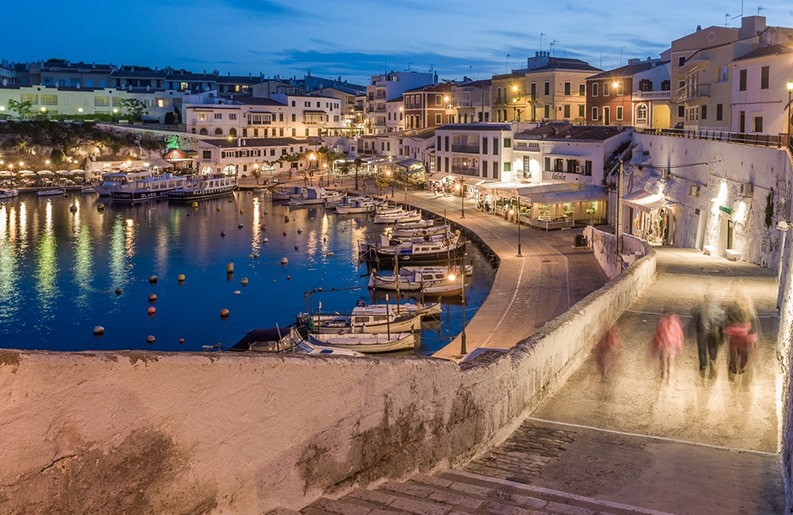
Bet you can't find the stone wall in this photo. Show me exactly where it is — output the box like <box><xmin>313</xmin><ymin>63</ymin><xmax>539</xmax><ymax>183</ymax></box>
<box><xmin>0</xmin><ymin>254</ymin><xmax>656</xmax><ymax>514</ymax></box>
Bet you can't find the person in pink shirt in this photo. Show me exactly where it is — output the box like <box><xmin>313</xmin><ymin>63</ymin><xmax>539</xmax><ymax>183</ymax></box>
<box><xmin>651</xmin><ymin>309</ymin><xmax>684</xmax><ymax>379</ymax></box>
<box><xmin>593</xmin><ymin>325</ymin><xmax>622</xmax><ymax>382</ymax></box>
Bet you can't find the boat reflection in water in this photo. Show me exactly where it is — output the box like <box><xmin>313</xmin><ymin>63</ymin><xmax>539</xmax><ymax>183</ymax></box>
<box><xmin>0</xmin><ymin>191</ymin><xmax>494</xmax><ymax>354</ymax></box>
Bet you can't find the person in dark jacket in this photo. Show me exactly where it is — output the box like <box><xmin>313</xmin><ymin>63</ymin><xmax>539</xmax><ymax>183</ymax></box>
<box><xmin>695</xmin><ymin>293</ymin><xmax>724</xmax><ymax>376</ymax></box>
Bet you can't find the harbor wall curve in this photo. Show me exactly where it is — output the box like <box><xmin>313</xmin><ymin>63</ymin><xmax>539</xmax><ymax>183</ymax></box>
<box><xmin>0</xmin><ymin>246</ymin><xmax>656</xmax><ymax>514</ymax></box>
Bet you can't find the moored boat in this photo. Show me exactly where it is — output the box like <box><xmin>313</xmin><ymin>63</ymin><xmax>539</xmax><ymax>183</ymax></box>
<box><xmin>111</xmin><ymin>173</ymin><xmax>186</xmax><ymax>204</ymax></box>
<box><xmin>360</xmin><ymin>230</ymin><xmax>467</xmax><ymax>266</ymax></box>
<box><xmin>299</xmin><ymin>303</ymin><xmax>423</xmax><ymax>334</ymax></box>
<box><xmin>334</xmin><ymin>195</ymin><xmax>381</xmax><ymax>214</ymax></box>
<box><xmin>372</xmin><ymin>208</ymin><xmax>423</xmax><ymax>224</ymax></box>
<box><xmin>307</xmin><ymin>331</ymin><xmax>415</xmax><ymax>354</ymax></box>
<box><xmin>0</xmin><ymin>188</ymin><xmax>18</xmax><ymax>200</ymax></box>
<box><xmin>271</xmin><ymin>185</ymin><xmax>303</xmax><ymax>201</ymax></box>
<box><xmin>37</xmin><ymin>188</ymin><xmax>66</xmax><ymax>197</ymax></box>
<box><xmin>168</xmin><ymin>174</ymin><xmax>237</xmax><ymax>201</ymax></box>
<box><xmin>93</xmin><ymin>170</ymin><xmax>154</xmax><ymax>196</ymax></box>
<box><xmin>230</xmin><ymin>327</ymin><xmax>365</xmax><ymax>356</ymax></box>
<box><xmin>368</xmin><ymin>264</ymin><xmax>473</xmax><ymax>292</ymax></box>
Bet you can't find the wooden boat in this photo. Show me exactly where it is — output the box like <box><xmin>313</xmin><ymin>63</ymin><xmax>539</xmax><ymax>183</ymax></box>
<box><xmin>390</xmin><ymin>224</ymin><xmax>447</xmax><ymax>239</ymax></box>
<box><xmin>363</xmin><ymin>301</ymin><xmax>442</xmax><ymax>319</ymax></box>
<box><xmin>0</xmin><ymin>188</ymin><xmax>18</xmax><ymax>200</ymax></box>
<box><xmin>37</xmin><ymin>188</ymin><xmax>66</xmax><ymax>197</ymax></box>
<box><xmin>393</xmin><ymin>219</ymin><xmax>435</xmax><ymax>229</ymax></box>
<box><xmin>230</xmin><ymin>326</ymin><xmax>364</xmax><ymax>356</ymax></box>
<box><xmin>360</xmin><ymin>230</ymin><xmax>466</xmax><ymax>266</ymax></box>
<box><xmin>168</xmin><ymin>174</ymin><xmax>237</xmax><ymax>201</ymax></box>
<box><xmin>307</xmin><ymin>331</ymin><xmax>415</xmax><ymax>354</ymax></box>
<box><xmin>299</xmin><ymin>303</ymin><xmax>423</xmax><ymax>334</ymax></box>
<box><xmin>334</xmin><ymin>196</ymin><xmax>381</xmax><ymax>214</ymax></box>
<box><xmin>110</xmin><ymin>173</ymin><xmax>186</xmax><ymax>204</ymax></box>
<box><xmin>373</xmin><ymin>208</ymin><xmax>423</xmax><ymax>224</ymax></box>
<box><xmin>289</xmin><ymin>187</ymin><xmax>345</xmax><ymax>207</ymax></box>
<box><xmin>271</xmin><ymin>185</ymin><xmax>303</xmax><ymax>201</ymax></box>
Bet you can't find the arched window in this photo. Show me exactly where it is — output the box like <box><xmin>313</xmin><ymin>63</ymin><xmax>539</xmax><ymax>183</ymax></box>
<box><xmin>199</xmin><ymin>128</ymin><xmax>208</xmax><ymax>135</ymax></box>
<box><xmin>229</xmin><ymin>128</ymin><xmax>237</xmax><ymax>137</ymax></box>
<box><xmin>214</xmin><ymin>128</ymin><xmax>223</xmax><ymax>135</ymax></box>
<box><xmin>222</xmin><ymin>164</ymin><xmax>237</xmax><ymax>176</ymax></box>
<box><xmin>191</xmin><ymin>128</ymin><xmax>196</xmax><ymax>134</ymax></box>
<box><xmin>201</xmin><ymin>165</ymin><xmax>213</xmax><ymax>175</ymax></box>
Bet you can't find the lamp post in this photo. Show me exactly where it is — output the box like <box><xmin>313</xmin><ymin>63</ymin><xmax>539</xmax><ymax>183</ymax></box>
<box><xmin>456</xmin><ymin>178</ymin><xmax>465</xmax><ymax>218</ymax></box>
<box><xmin>616</xmin><ymin>159</ymin><xmax>624</xmax><ymax>266</ymax></box>
<box><xmin>448</xmin><ymin>254</ymin><xmax>467</xmax><ymax>356</ymax></box>
<box><xmin>786</xmin><ymin>81</ymin><xmax>793</xmax><ymax>151</ymax></box>
<box><xmin>509</xmin><ymin>198</ymin><xmax>523</xmax><ymax>257</ymax></box>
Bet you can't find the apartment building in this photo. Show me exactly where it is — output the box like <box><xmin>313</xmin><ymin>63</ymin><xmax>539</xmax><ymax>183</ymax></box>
<box><xmin>434</xmin><ymin>123</ymin><xmax>513</xmax><ymax>182</ymax></box>
<box><xmin>451</xmin><ymin>79</ymin><xmax>491</xmax><ymax>124</ymax></box>
<box><xmin>365</xmin><ymin>71</ymin><xmax>436</xmax><ymax>134</ymax></box>
<box><xmin>196</xmin><ymin>136</ymin><xmax>317</xmax><ymax>178</ymax></box>
<box><xmin>403</xmin><ymin>83</ymin><xmax>454</xmax><ymax>131</ymax></box>
<box><xmin>587</xmin><ymin>58</ymin><xmax>671</xmax><ymax>128</ymax></box>
<box><xmin>491</xmin><ymin>52</ymin><xmax>600</xmax><ymax>124</ymax></box>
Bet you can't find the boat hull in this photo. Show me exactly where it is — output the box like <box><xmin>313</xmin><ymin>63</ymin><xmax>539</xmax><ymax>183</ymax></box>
<box><xmin>308</xmin><ymin>332</ymin><xmax>415</xmax><ymax>353</ymax></box>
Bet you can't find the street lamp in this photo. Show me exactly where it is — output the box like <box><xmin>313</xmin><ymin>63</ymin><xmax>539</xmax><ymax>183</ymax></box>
<box><xmin>455</xmin><ymin>178</ymin><xmax>465</xmax><ymax>218</ymax></box>
<box><xmin>448</xmin><ymin>254</ymin><xmax>468</xmax><ymax>356</ymax></box>
<box><xmin>786</xmin><ymin>81</ymin><xmax>793</xmax><ymax>150</ymax></box>
<box><xmin>509</xmin><ymin>198</ymin><xmax>523</xmax><ymax>256</ymax></box>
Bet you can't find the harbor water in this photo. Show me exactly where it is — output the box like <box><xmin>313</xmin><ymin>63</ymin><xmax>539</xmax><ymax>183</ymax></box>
<box><xmin>0</xmin><ymin>190</ymin><xmax>495</xmax><ymax>355</ymax></box>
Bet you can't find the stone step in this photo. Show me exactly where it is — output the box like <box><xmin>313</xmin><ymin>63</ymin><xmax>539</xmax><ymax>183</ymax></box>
<box><xmin>300</xmin><ymin>469</ymin><xmax>670</xmax><ymax>514</ymax></box>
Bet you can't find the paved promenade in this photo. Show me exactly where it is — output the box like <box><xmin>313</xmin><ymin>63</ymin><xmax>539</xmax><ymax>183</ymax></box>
<box><xmin>271</xmin><ymin>181</ymin><xmax>783</xmax><ymax>514</ymax></box>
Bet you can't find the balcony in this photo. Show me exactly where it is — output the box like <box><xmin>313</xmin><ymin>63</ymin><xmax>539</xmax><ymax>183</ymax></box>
<box><xmin>675</xmin><ymin>83</ymin><xmax>710</xmax><ymax>102</ymax></box>
<box><xmin>451</xmin><ymin>144</ymin><xmax>480</xmax><ymax>154</ymax></box>
<box><xmin>451</xmin><ymin>165</ymin><xmax>479</xmax><ymax>175</ymax></box>
<box><xmin>632</xmin><ymin>90</ymin><xmax>671</xmax><ymax>101</ymax></box>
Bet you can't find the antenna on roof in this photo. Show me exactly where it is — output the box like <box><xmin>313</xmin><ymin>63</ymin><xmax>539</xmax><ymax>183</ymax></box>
<box><xmin>757</xmin><ymin>5</ymin><xmax>764</xmax><ymax>15</ymax></box>
<box><xmin>550</xmin><ymin>40</ymin><xmax>559</xmax><ymax>57</ymax></box>
<box><xmin>505</xmin><ymin>54</ymin><xmax>510</xmax><ymax>73</ymax></box>
<box><xmin>539</xmin><ymin>32</ymin><xmax>545</xmax><ymax>52</ymax></box>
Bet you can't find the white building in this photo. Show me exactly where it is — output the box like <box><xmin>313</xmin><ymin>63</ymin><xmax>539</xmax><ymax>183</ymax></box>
<box><xmin>195</xmin><ymin>136</ymin><xmax>317</xmax><ymax>179</ymax></box>
<box><xmin>365</xmin><ymin>71</ymin><xmax>435</xmax><ymax>134</ymax></box>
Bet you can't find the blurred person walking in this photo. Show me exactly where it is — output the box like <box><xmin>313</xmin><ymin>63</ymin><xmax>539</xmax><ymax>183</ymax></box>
<box><xmin>593</xmin><ymin>325</ymin><xmax>622</xmax><ymax>382</ymax></box>
<box><xmin>724</xmin><ymin>294</ymin><xmax>759</xmax><ymax>375</ymax></box>
<box><xmin>651</xmin><ymin>309</ymin><xmax>684</xmax><ymax>380</ymax></box>
<box><xmin>695</xmin><ymin>293</ymin><xmax>724</xmax><ymax>376</ymax></box>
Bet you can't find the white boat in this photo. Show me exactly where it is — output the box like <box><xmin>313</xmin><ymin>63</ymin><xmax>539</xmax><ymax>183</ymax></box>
<box><xmin>0</xmin><ymin>188</ymin><xmax>18</xmax><ymax>200</ymax></box>
<box><xmin>271</xmin><ymin>185</ymin><xmax>303</xmax><ymax>201</ymax></box>
<box><xmin>289</xmin><ymin>186</ymin><xmax>345</xmax><ymax>207</ymax></box>
<box><xmin>393</xmin><ymin>219</ymin><xmax>435</xmax><ymax>230</ymax></box>
<box><xmin>368</xmin><ymin>267</ymin><xmax>468</xmax><ymax>296</ymax></box>
<box><xmin>334</xmin><ymin>196</ymin><xmax>381</xmax><ymax>214</ymax></box>
<box><xmin>323</xmin><ymin>190</ymin><xmax>347</xmax><ymax>206</ymax></box>
<box><xmin>390</xmin><ymin>224</ymin><xmax>447</xmax><ymax>239</ymax></box>
<box><xmin>300</xmin><ymin>303</ymin><xmax>423</xmax><ymax>334</ymax></box>
<box><xmin>360</xmin><ymin>230</ymin><xmax>467</xmax><ymax>266</ymax></box>
<box><xmin>373</xmin><ymin>208</ymin><xmax>423</xmax><ymax>224</ymax></box>
<box><xmin>168</xmin><ymin>174</ymin><xmax>238</xmax><ymax>201</ymax></box>
<box><xmin>307</xmin><ymin>331</ymin><xmax>415</xmax><ymax>354</ymax></box>
<box><xmin>37</xmin><ymin>188</ymin><xmax>66</xmax><ymax>197</ymax></box>
<box><xmin>363</xmin><ymin>301</ymin><xmax>442</xmax><ymax>319</ymax></box>
<box><xmin>93</xmin><ymin>170</ymin><xmax>154</xmax><ymax>196</ymax></box>
<box><xmin>231</xmin><ymin>326</ymin><xmax>364</xmax><ymax>356</ymax></box>
<box><xmin>110</xmin><ymin>173</ymin><xmax>186</xmax><ymax>204</ymax></box>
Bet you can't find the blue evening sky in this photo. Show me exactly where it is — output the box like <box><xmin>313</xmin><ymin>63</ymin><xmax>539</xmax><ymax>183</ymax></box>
<box><xmin>4</xmin><ymin>1</ymin><xmax>793</xmax><ymax>86</ymax></box>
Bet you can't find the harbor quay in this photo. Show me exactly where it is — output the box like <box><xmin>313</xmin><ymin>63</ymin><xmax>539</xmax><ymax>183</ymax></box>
<box><xmin>0</xmin><ymin>177</ymin><xmax>785</xmax><ymax>514</ymax></box>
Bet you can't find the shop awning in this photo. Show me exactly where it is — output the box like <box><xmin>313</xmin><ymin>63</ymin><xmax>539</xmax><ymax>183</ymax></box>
<box><xmin>528</xmin><ymin>186</ymin><xmax>607</xmax><ymax>204</ymax></box>
<box><xmin>622</xmin><ymin>190</ymin><xmax>673</xmax><ymax>211</ymax></box>
<box><xmin>395</xmin><ymin>159</ymin><xmax>425</xmax><ymax>171</ymax></box>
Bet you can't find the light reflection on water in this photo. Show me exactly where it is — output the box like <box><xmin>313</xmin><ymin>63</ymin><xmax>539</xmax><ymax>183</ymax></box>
<box><xmin>0</xmin><ymin>191</ymin><xmax>495</xmax><ymax>354</ymax></box>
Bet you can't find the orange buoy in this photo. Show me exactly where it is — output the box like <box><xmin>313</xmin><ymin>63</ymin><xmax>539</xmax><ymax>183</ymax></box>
<box><xmin>92</xmin><ymin>326</ymin><xmax>105</xmax><ymax>336</ymax></box>
<box><xmin>241</xmin><ymin>277</ymin><xmax>249</xmax><ymax>286</ymax></box>
<box><xmin>148</xmin><ymin>293</ymin><xmax>157</xmax><ymax>302</ymax></box>
<box><xmin>149</xmin><ymin>275</ymin><xmax>158</xmax><ymax>284</ymax></box>
<box><xmin>146</xmin><ymin>335</ymin><xmax>155</xmax><ymax>343</ymax></box>
<box><xmin>220</xmin><ymin>308</ymin><xmax>230</xmax><ymax>318</ymax></box>
<box><xmin>147</xmin><ymin>306</ymin><xmax>156</xmax><ymax>316</ymax></box>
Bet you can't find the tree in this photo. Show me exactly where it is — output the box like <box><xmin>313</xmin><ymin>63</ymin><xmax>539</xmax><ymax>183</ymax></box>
<box><xmin>354</xmin><ymin>157</ymin><xmax>363</xmax><ymax>190</ymax></box>
<box><xmin>119</xmin><ymin>98</ymin><xmax>146</xmax><ymax>122</ymax></box>
<box><xmin>7</xmin><ymin>99</ymin><xmax>33</xmax><ymax>120</ymax></box>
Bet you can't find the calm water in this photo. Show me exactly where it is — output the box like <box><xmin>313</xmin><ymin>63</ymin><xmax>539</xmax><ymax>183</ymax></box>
<box><xmin>0</xmin><ymin>191</ymin><xmax>495</xmax><ymax>355</ymax></box>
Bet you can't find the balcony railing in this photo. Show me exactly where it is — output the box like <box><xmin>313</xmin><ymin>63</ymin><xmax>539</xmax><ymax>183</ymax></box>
<box><xmin>451</xmin><ymin>144</ymin><xmax>480</xmax><ymax>153</ymax></box>
<box><xmin>632</xmin><ymin>90</ymin><xmax>671</xmax><ymax>101</ymax></box>
<box><xmin>675</xmin><ymin>83</ymin><xmax>710</xmax><ymax>102</ymax></box>
<box><xmin>636</xmin><ymin>127</ymin><xmax>787</xmax><ymax>149</ymax></box>
<box><xmin>451</xmin><ymin>165</ymin><xmax>479</xmax><ymax>175</ymax></box>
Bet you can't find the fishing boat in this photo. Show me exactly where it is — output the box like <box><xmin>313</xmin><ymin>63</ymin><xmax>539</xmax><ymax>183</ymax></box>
<box><xmin>393</xmin><ymin>219</ymin><xmax>435</xmax><ymax>230</ymax></box>
<box><xmin>360</xmin><ymin>230</ymin><xmax>466</xmax><ymax>266</ymax></box>
<box><xmin>373</xmin><ymin>208</ymin><xmax>423</xmax><ymax>224</ymax></box>
<box><xmin>229</xmin><ymin>327</ymin><xmax>364</xmax><ymax>356</ymax></box>
<box><xmin>389</xmin><ymin>223</ymin><xmax>448</xmax><ymax>239</ymax></box>
<box><xmin>298</xmin><ymin>303</ymin><xmax>423</xmax><ymax>334</ymax></box>
<box><xmin>334</xmin><ymin>195</ymin><xmax>381</xmax><ymax>214</ymax></box>
<box><xmin>368</xmin><ymin>264</ymin><xmax>473</xmax><ymax>292</ymax></box>
<box><xmin>168</xmin><ymin>174</ymin><xmax>237</xmax><ymax>201</ymax></box>
<box><xmin>93</xmin><ymin>170</ymin><xmax>154</xmax><ymax>196</ymax></box>
<box><xmin>289</xmin><ymin>186</ymin><xmax>345</xmax><ymax>207</ymax></box>
<box><xmin>307</xmin><ymin>331</ymin><xmax>415</xmax><ymax>354</ymax></box>
<box><xmin>362</xmin><ymin>300</ymin><xmax>442</xmax><ymax>319</ymax></box>
<box><xmin>0</xmin><ymin>188</ymin><xmax>18</xmax><ymax>200</ymax></box>
<box><xmin>37</xmin><ymin>188</ymin><xmax>66</xmax><ymax>197</ymax></box>
<box><xmin>271</xmin><ymin>185</ymin><xmax>303</xmax><ymax>201</ymax></box>
<box><xmin>110</xmin><ymin>173</ymin><xmax>186</xmax><ymax>204</ymax></box>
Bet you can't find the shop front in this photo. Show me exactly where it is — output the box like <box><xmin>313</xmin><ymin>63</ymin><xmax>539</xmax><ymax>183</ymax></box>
<box><xmin>622</xmin><ymin>190</ymin><xmax>677</xmax><ymax>245</ymax></box>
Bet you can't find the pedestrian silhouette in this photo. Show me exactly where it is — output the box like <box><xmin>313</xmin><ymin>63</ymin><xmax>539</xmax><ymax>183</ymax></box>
<box><xmin>724</xmin><ymin>293</ymin><xmax>758</xmax><ymax>375</ymax></box>
<box><xmin>695</xmin><ymin>293</ymin><xmax>724</xmax><ymax>377</ymax></box>
<box><xmin>651</xmin><ymin>309</ymin><xmax>684</xmax><ymax>380</ymax></box>
<box><xmin>593</xmin><ymin>325</ymin><xmax>622</xmax><ymax>381</ymax></box>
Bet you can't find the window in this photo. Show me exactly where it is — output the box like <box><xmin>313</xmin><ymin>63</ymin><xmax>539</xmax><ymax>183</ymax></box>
<box><xmin>229</xmin><ymin>113</ymin><xmax>236</xmax><ymax>120</ymax></box>
<box><xmin>563</xmin><ymin>105</ymin><xmax>570</xmax><ymax>118</ymax></box>
<box><xmin>564</xmin><ymin>82</ymin><xmax>571</xmax><ymax>95</ymax></box>
<box><xmin>437</xmin><ymin>135</ymin><xmax>441</xmax><ymax>149</ymax></box>
<box><xmin>202</xmin><ymin>150</ymin><xmax>211</xmax><ymax>159</ymax></box>
<box><xmin>554</xmin><ymin>158</ymin><xmax>563</xmax><ymax>172</ymax></box>
<box><xmin>544</xmin><ymin>82</ymin><xmax>550</xmax><ymax>95</ymax></box>
<box><xmin>578</xmin><ymin>105</ymin><xmax>585</xmax><ymax>117</ymax></box>
<box><xmin>677</xmin><ymin>105</ymin><xmax>685</xmax><ymax>118</ymax></box>
<box><xmin>492</xmin><ymin>138</ymin><xmax>498</xmax><ymax>155</ymax></box>
<box><xmin>579</xmin><ymin>84</ymin><xmax>585</xmax><ymax>96</ymax></box>
<box><xmin>701</xmin><ymin>105</ymin><xmax>707</xmax><ymax>120</ymax></box>
<box><xmin>444</xmin><ymin>136</ymin><xmax>449</xmax><ymax>152</ymax></box>
<box><xmin>591</xmin><ymin>106</ymin><xmax>599</xmax><ymax>120</ymax></box>
<box><xmin>503</xmin><ymin>138</ymin><xmax>511</xmax><ymax>147</ymax></box>
<box><xmin>636</xmin><ymin>104</ymin><xmax>648</xmax><ymax>124</ymax></box>
<box><xmin>435</xmin><ymin>114</ymin><xmax>441</xmax><ymax>124</ymax></box>
<box><xmin>530</xmin><ymin>83</ymin><xmax>537</xmax><ymax>99</ymax></box>
<box><xmin>435</xmin><ymin>96</ymin><xmax>441</xmax><ymax>106</ymax></box>
<box><xmin>584</xmin><ymin>161</ymin><xmax>592</xmax><ymax>176</ymax></box>
<box><xmin>603</xmin><ymin>82</ymin><xmax>610</xmax><ymax>96</ymax></box>
<box><xmin>719</xmin><ymin>67</ymin><xmax>728</xmax><ymax>82</ymax></box>
<box><xmin>544</xmin><ymin>157</ymin><xmax>551</xmax><ymax>171</ymax></box>
<box><xmin>214</xmin><ymin>112</ymin><xmax>222</xmax><ymax>120</ymax></box>
<box><xmin>754</xmin><ymin>116</ymin><xmax>763</xmax><ymax>132</ymax></box>
<box><xmin>291</xmin><ymin>113</ymin><xmax>296</xmax><ymax>122</ymax></box>
<box><xmin>639</xmin><ymin>79</ymin><xmax>652</xmax><ymax>92</ymax></box>
<box><xmin>304</xmin><ymin>101</ymin><xmax>310</xmax><ymax>107</ymax></box>
<box><xmin>482</xmin><ymin>137</ymin><xmax>488</xmax><ymax>154</ymax></box>
<box><xmin>482</xmin><ymin>160</ymin><xmax>488</xmax><ymax>178</ymax></box>
<box><xmin>616</xmin><ymin>106</ymin><xmax>623</xmax><ymax>121</ymax></box>
<box><xmin>678</xmin><ymin>56</ymin><xmax>686</xmax><ymax>67</ymax></box>
<box><xmin>504</xmin><ymin>162</ymin><xmax>511</xmax><ymax>172</ymax></box>
<box><xmin>40</xmin><ymin>94</ymin><xmax>57</xmax><ymax>105</ymax></box>
<box><xmin>739</xmin><ymin>69</ymin><xmax>747</xmax><ymax>91</ymax></box>
<box><xmin>198</xmin><ymin>113</ymin><xmax>208</xmax><ymax>121</ymax></box>
<box><xmin>492</xmin><ymin>161</ymin><xmax>499</xmax><ymax>180</ymax></box>
<box><xmin>591</xmin><ymin>83</ymin><xmax>598</xmax><ymax>97</ymax></box>
<box><xmin>761</xmin><ymin>66</ymin><xmax>769</xmax><ymax>89</ymax></box>
<box><xmin>716</xmin><ymin>103</ymin><xmax>723</xmax><ymax>121</ymax></box>
<box><xmin>544</xmin><ymin>105</ymin><xmax>550</xmax><ymax>118</ymax></box>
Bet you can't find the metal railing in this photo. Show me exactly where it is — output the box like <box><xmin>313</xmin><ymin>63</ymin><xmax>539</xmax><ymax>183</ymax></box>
<box><xmin>636</xmin><ymin>127</ymin><xmax>788</xmax><ymax>149</ymax></box>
